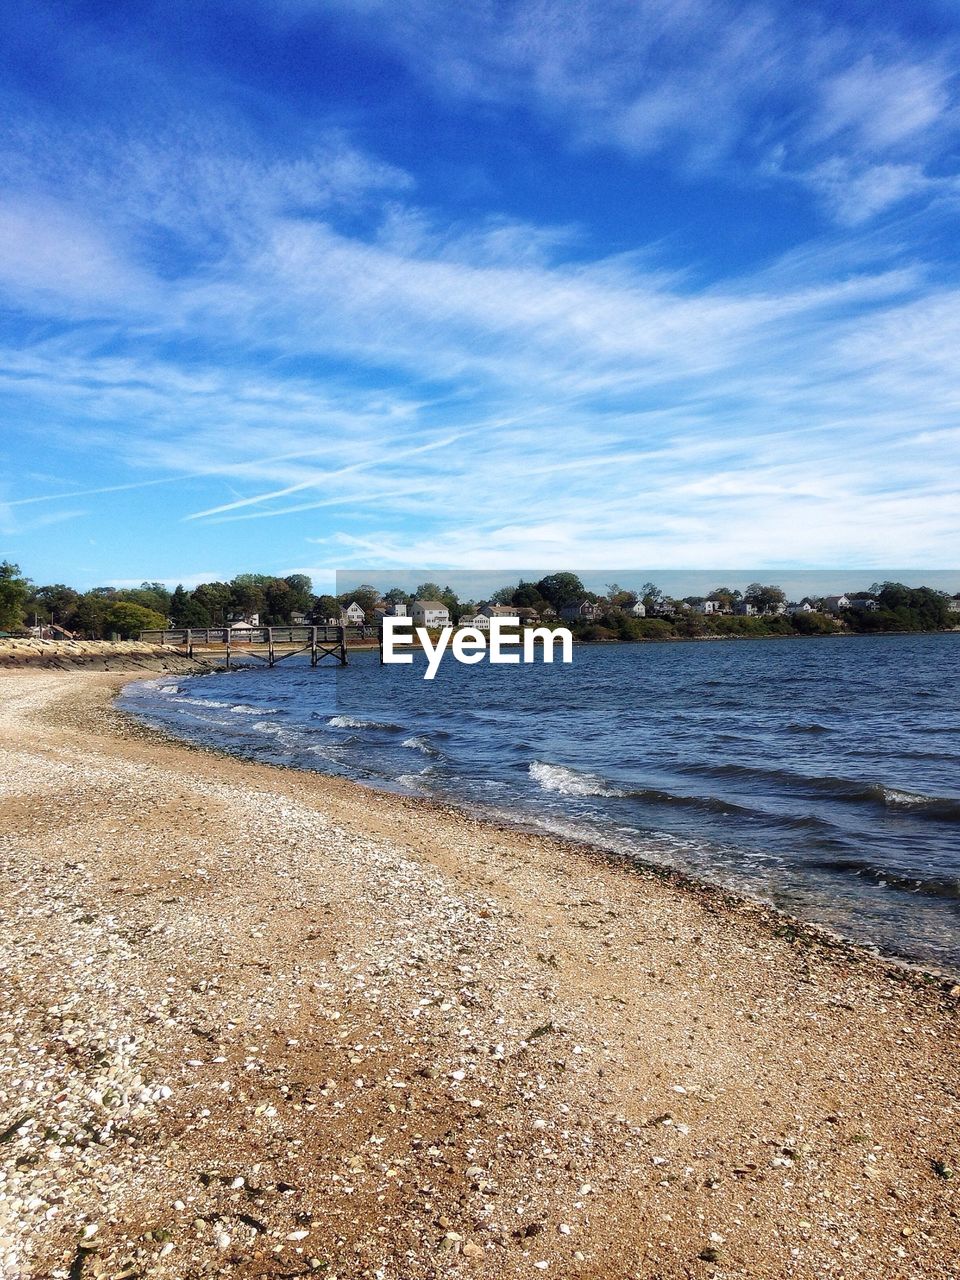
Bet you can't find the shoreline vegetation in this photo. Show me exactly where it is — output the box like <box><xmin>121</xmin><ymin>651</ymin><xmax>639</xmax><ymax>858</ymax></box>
<box><xmin>2</xmin><ymin>562</ymin><xmax>959</xmax><ymax>644</ymax></box>
<box><xmin>2</xmin><ymin>667</ymin><xmax>959</xmax><ymax>1278</ymax></box>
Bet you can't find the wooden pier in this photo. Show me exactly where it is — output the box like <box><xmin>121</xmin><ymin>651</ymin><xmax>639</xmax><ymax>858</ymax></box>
<box><xmin>139</xmin><ymin>625</ymin><xmax>350</xmax><ymax>668</ymax></box>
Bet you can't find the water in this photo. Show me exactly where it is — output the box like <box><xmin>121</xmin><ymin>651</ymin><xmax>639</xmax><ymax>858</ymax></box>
<box><xmin>118</xmin><ymin>633</ymin><xmax>960</xmax><ymax>973</ymax></box>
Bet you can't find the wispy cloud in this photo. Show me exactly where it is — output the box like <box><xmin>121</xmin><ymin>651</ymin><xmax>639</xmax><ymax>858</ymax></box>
<box><xmin>1</xmin><ymin>0</ymin><xmax>959</xmax><ymax>581</ymax></box>
<box><xmin>310</xmin><ymin>0</ymin><xmax>960</xmax><ymax>223</ymax></box>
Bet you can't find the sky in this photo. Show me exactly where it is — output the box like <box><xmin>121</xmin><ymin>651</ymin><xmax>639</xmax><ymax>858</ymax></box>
<box><xmin>1</xmin><ymin>0</ymin><xmax>959</xmax><ymax>592</ymax></box>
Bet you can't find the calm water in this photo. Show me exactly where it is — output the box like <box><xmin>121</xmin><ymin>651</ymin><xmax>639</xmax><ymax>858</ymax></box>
<box><xmin>119</xmin><ymin>633</ymin><xmax>960</xmax><ymax>973</ymax></box>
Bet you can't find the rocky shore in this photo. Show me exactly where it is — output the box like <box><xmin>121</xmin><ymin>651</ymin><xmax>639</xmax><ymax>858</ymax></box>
<box><xmin>0</xmin><ymin>670</ymin><xmax>957</xmax><ymax>1279</ymax></box>
<box><xmin>0</xmin><ymin>640</ymin><xmax>209</xmax><ymax>674</ymax></box>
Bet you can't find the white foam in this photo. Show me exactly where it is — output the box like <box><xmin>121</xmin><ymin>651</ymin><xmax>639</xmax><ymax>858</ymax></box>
<box><xmin>529</xmin><ymin>761</ymin><xmax>623</xmax><ymax>798</ymax></box>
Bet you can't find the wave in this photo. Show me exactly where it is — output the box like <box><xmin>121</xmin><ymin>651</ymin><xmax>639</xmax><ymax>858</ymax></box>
<box><xmin>402</xmin><ymin>735</ymin><xmax>443</xmax><ymax>757</ymax></box>
<box><xmin>810</xmin><ymin>856</ymin><xmax>960</xmax><ymax>901</ymax></box>
<box><xmin>327</xmin><ymin>714</ymin><xmax>403</xmax><ymax>731</ymax></box>
<box><xmin>529</xmin><ymin>762</ymin><xmax>625</xmax><ymax>797</ymax></box>
<box><xmin>684</xmin><ymin>761</ymin><xmax>960</xmax><ymax>820</ymax></box>
<box><xmin>786</xmin><ymin>721</ymin><xmax>832</xmax><ymax>734</ymax></box>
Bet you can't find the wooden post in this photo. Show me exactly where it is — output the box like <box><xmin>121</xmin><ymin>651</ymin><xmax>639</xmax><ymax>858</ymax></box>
<box><xmin>311</xmin><ymin>626</ymin><xmax>318</xmax><ymax>667</ymax></box>
<box><xmin>186</xmin><ymin>628</ymin><xmax>192</xmax><ymax>658</ymax></box>
<box><xmin>340</xmin><ymin>624</ymin><xmax>348</xmax><ymax>665</ymax></box>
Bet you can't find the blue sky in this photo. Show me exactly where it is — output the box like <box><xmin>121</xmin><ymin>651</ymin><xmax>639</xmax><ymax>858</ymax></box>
<box><xmin>1</xmin><ymin>0</ymin><xmax>959</xmax><ymax>591</ymax></box>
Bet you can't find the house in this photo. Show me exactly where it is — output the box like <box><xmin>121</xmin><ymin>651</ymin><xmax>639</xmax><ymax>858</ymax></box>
<box><xmin>693</xmin><ymin>600</ymin><xmax>719</xmax><ymax>615</ymax></box>
<box><xmin>341</xmin><ymin>601</ymin><xmax>366</xmax><ymax>624</ymax></box>
<box><xmin>479</xmin><ymin>603</ymin><xmax>518</xmax><ymax>620</ymax></box>
<box><xmin>626</xmin><ymin>601</ymin><xmax>647</xmax><ymax>617</ymax></box>
<box><xmin>734</xmin><ymin>601</ymin><xmax>756</xmax><ymax>616</ymax></box>
<box><xmin>847</xmin><ymin>595</ymin><xmax>879</xmax><ymax>611</ymax></box>
<box><xmin>515</xmin><ymin>607</ymin><xmax>541</xmax><ymax>624</ymax></box>
<box><xmin>559</xmin><ymin>600</ymin><xmax>603</xmax><ymax>622</ymax></box>
<box><xmin>411</xmin><ymin>599</ymin><xmax>451</xmax><ymax>628</ymax></box>
<box><xmin>229</xmin><ymin>611</ymin><xmax>260</xmax><ymax>626</ymax></box>
<box><xmin>822</xmin><ymin>595</ymin><xmax>851</xmax><ymax>614</ymax></box>
<box><xmin>787</xmin><ymin>601</ymin><xmax>814</xmax><ymax>615</ymax></box>
<box><xmin>458</xmin><ymin>611</ymin><xmax>490</xmax><ymax>630</ymax></box>
<box><xmin>290</xmin><ymin>611</ymin><xmax>308</xmax><ymax>625</ymax></box>
<box><xmin>948</xmin><ymin>595</ymin><xmax>960</xmax><ymax>613</ymax></box>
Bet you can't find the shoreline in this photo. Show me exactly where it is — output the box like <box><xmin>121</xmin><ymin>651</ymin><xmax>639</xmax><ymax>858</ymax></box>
<box><xmin>115</xmin><ymin>669</ymin><xmax>959</xmax><ymax>989</ymax></box>
<box><xmin>2</xmin><ymin>669</ymin><xmax>959</xmax><ymax>1278</ymax></box>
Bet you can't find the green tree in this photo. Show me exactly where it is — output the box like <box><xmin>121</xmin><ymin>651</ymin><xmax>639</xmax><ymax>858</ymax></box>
<box><xmin>283</xmin><ymin>574</ymin><xmax>313</xmax><ymax>613</ymax></box>
<box><xmin>170</xmin><ymin>585</ymin><xmax>211</xmax><ymax>628</ymax></box>
<box><xmin>105</xmin><ymin>602</ymin><xmax>168</xmax><ymax>638</ymax></box>
<box><xmin>75</xmin><ymin>591</ymin><xmax>116</xmax><ymax>638</ymax></box>
<box><xmin>314</xmin><ymin>594</ymin><xmax>341</xmax><ymax>621</ymax></box>
<box><xmin>536</xmin><ymin>572</ymin><xmax>585</xmax><ymax>609</ymax></box>
<box><xmin>0</xmin><ymin>562</ymin><xmax>29</xmax><ymax>632</ymax></box>
<box><xmin>193</xmin><ymin>581</ymin><xmax>233</xmax><ymax>624</ymax></box>
<box><xmin>640</xmin><ymin>581</ymin><xmax>664</xmax><ymax>610</ymax></box>
<box><xmin>230</xmin><ymin>574</ymin><xmax>267</xmax><ymax>619</ymax></box>
<box><xmin>338</xmin><ymin>584</ymin><xmax>382</xmax><ymax>617</ymax></box>
<box><xmin>28</xmin><ymin>583</ymin><xmax>80</xmax><ymax>629</ymax></box>
<box><xmin>511</xmin><ymin>581</ymin><xmax>548</xmax><ymax>610</ymax></box>
<box><xmin>744</xmin><ymin>582</ymin><xmax>787</xmax><ymax>614</ymax></box>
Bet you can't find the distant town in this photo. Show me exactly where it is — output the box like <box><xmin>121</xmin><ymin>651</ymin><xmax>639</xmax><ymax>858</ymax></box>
<box><xmin>2</xmin><ymin>562</ymin><xmax>958</xmax><ymax>642</ymax></box>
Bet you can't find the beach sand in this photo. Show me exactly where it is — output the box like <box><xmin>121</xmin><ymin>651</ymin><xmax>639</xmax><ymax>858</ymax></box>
<box><xmin>1</xmin><ymin>669</ymin><xmax>957</xmax><ymax>1279</ymax></box>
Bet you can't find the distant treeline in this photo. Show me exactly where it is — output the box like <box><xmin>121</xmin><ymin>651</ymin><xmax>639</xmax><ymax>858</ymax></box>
<box><xmin>0</xmin><ymin>563</ymin><xmax>957</xmax><ymax>640</ymax></box>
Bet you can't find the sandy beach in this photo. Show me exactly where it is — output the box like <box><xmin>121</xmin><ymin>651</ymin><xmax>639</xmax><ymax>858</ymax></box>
<box><xmin>1</xmin><ymin>668</ymin><xmax>958</xmax><ymax>1280</ymax></box>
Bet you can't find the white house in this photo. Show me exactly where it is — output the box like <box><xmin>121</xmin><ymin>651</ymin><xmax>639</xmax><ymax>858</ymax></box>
<box><xmin>734</xmin><ymin>601</ymin><xmax>756</xmax><ymax>616</ymax></box>
<box><xmin>788</xmin><ymin>601</ymin><xmax>814</xmax><ymax>615</ymax></box>
<box><xmin>949</xmin><ymin>595</ymin><xmax>960</xmax><ymax>613</ymax></box>
<box><xmin>822</xmin><ymin>595</ymin><xmax>851</xmax><ymax>614</ymax></box>
<box><xmin>693</xmin><ymin>600</ymin><xmax>718</xmax><ymax>615</ymax></box>
<box><xmin>412</xmin><ymin>599</ymin><xmax>451</xmax><ymax>628</ymax></box>
<box><xmin>626</xmin><ymin>600</ymin><xmax>647</xmax><ymax>617</ymax></box>
<box><xmin>848</xmin><ymin>595</ymin><xmax>879</xmax><ymax>611</ymax></box>
<box><xmin>341</xmin><ymin>601</ymin><xmax>366</xmax><ymax>624</ymax></box>
<box><xmin>479</xmin><ymin>603</ymin><xmax>518</xmax><ymax>620</ymax></box>
<box><xmin>458</xmin><ymin>611</ymin><xmax>490</xmax><ymax>630</ymax></box>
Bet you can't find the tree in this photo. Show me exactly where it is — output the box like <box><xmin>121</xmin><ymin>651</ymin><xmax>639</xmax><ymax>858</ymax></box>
<box><xmin>708</xmin><ymin>586</ymin><xmax>739</xmax><ymax>610</ymax></box>
<box><xmin>338</xmin><ymin>584</ymin><xmax>382</xmax><ymax>617</ymax></box>
<box><xmin>105</xmin><ymin>602</ymin><xmax>168</xmax><ymax>639</ymax></box>
<box><xmin>744</xmin><ymin>583</ymin><xmax>787</xmax><ymax>614</ymax></box>
<box><xmin>75</xmin><ymin>591</ymin><xmax>115</xmax><ymax>638</ymax></box>
<box><xmin>313</xmin><ymin>594</ymin><xmax>340</xmax><ymax>621</ymax></box>
<box><xmin>607</xmin><ymin>584</ymin><xmax>638</xmax><ymax>609</ymax></box>
<box><xmin>263</xmin><ymin>578</ymin><xmax>293</xmax><ymax>624</ymax></box>
<box><xmin>639</xmin><ymin>581</ymin><xmax>665</xmax><ymax>612</ymax></box>
<box><xmin>193</xmin><ymin>581</ymin><xmax>233</xmax><ymax>624</ymax></box>
<box><xmin>28</xmin><ymin>583</ymin><xmax>80</xmax><ymax>628</ymax></box>
<box><xmin>283</xmin><ymin>574</ymin><xmax>312</xmax><ymax>613</ymax></box>
<box><xmin>512</xmin><ymin>581</ymin><xmax>548</xmax><ymax>610</ymax></box>
<box><xmin>382</xmin><ymin>587</ymin><xmax>408</xmax><ymax>606</ymax></box>
<box><xmin>230</xmin><ymin>574</ymin><xmax>267</xmax><ymax>619</ymax></box>
<box><xmin>170</xmin><ymin>585</ymin><xmax>210</xmax><ymax>628</ymax></box>
<box><xmin>536</xmin><ymin>572</ymin><xmax>585</xmax><ymax>609</ymax></box>
<box><xmin>0</xmin><ymin>562</ymin><xmax>29</xmax><ymax>631</ymax></box>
